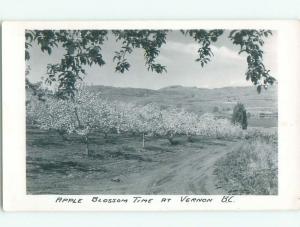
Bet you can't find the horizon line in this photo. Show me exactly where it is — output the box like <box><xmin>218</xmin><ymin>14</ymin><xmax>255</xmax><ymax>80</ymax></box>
<box><xmin>86</xmin><ymin>83</ymin><xmax>277</xmax><ymax>91</ymax></box>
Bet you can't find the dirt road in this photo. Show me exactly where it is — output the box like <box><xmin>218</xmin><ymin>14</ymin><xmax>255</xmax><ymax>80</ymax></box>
<box><xmin>80</xmin><ymin>139</ymin><xmax>240</xmax><ymax>195</ymax></box>
<box><xmin>27</xmin><ymin>129</ymin><xmax>239</xmax><ymax>195</ymax></box>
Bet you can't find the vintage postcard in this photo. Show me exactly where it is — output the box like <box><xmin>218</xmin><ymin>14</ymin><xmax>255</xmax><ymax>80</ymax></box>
<box><xmin>2</xmin><ymin>20</ymin><xmax>300</xmax><ymax>211</ymax></box>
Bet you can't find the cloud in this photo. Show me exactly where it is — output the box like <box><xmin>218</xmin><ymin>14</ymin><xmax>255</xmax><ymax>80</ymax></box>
<box><xmin>162</xmin><ymin>41</ymin><xmax>243</xmax><ymax>63</ymax></box>
<box><xmin>161</xmin><ymin>41</ymin><xmax>198</xmax><ymax>57</ymax></box>
<box><xmin>211</xmin><ymin>45</ymin><xmax>243</xmax><ymax>62</ymax></box>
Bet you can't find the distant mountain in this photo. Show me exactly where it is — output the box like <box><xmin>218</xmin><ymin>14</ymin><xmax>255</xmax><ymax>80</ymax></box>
<box><xmin>88</xmin><ymin>85</ymin><xmax>278</xmax><ymax>115</ymax></box>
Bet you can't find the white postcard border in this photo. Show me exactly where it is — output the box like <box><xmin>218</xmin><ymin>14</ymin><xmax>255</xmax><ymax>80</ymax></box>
<box><xmin>2</xmin><ymin>20</ymin><xmax>300</xmax><ymax>211</ymax></box>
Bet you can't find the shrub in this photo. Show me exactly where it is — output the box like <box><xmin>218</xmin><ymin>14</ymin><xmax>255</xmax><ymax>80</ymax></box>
<box><xmin>232</xmin><ymin>103</ymin><xmax>248</xmax><ymax>130</ymax></box>
<box><xmin>245</xmin><ymin>127</ymin><xmax>278</xmax><ymax>143</ymax></box>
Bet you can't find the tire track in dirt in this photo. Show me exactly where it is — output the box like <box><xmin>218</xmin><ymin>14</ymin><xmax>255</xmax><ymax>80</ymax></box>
<box><xmin>125</xmin><ymin>140</ymin><xmax>239</xmax><ymax>195</ymax></box>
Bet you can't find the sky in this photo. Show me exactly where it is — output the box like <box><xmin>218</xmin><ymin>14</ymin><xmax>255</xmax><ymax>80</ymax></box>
<box><xmin>27</xmin><ymin>30</ymin><xmax>278</xmax><ymax>90</ymax></box>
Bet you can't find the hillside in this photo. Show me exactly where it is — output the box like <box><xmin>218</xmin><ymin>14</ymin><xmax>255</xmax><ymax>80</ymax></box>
<box><xmin>88</xmin><ymin>84</ymin><xmax>278</xmax><ymax>115</ymax></box>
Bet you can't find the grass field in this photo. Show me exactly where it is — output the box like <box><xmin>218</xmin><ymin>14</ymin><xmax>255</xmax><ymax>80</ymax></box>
<box><xmin>26</xmin><ymin>126</ymin><xmax>277</xmax><ymax>195</ymax></box>
<box><xmin>214</xmin><ymin>137</ymin><xmax>277</xmax><ymax>195</ymax></box>
<box><xmin>247</xmin><ymin>117</ymin><xmax>277</xmax><ymax>128</ymax></box>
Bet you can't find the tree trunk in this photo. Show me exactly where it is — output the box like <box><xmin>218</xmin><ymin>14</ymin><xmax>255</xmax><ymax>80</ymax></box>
<box><xmin>57</xmin><ymin>130</ymin><xmax>70</xmax><ymax>141</ymax></box>
<box><xmin>104</xmin><ymin>132</ymin><xmax>108</xmax><ymax>139</ymax></box>
<box><xmin>73</xmin><ymin>105</ymin><xmax>90</xmax><ymax>156</ymax></box>
<box><xmin>83</xmin><ymin>135</ymin><xmax>91</xmax><ymax>156</ymax></box>
<box><xmin>187</xmin><ymin>135</ymin><xmax>194</xmax><ymax>142</ymax></box>
<box><xmin>168</xmin><ymin>136</ymin><xmax>175</xmax><ymax>145</ymax></box>
<box><xmin>142</xmin><ymin>133</ymin><xmax>145</xmax><ymax>148</ymax></box>
<box><xmin>74</xmin><ymin>107</ymin><xmax>81</xmax><ymax>126</ymax></box>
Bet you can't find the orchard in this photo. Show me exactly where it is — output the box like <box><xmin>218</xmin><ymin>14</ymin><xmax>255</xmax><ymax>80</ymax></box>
<box><xmin>27</xmin><ymin>85</ymin><xmax>245</xmax><ymax>156</ymax></box>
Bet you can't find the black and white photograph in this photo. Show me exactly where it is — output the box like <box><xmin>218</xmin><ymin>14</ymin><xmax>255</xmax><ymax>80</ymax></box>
<box><xmin>3</xmin><ymin>20</ymin><xmax>300</xmax><ymax>212</ymax></box>
<box><xmin>1</xmin><ymin>0</ymin><xmax>300</xmax><ymax>222</ymax></box>
<box><xmin>24</xmin><ymin>28</ymin><xmax>278</xmax><ymax>195</ymax></box>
